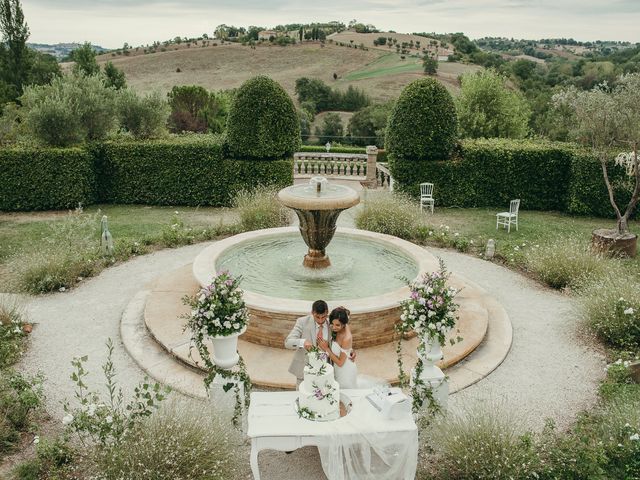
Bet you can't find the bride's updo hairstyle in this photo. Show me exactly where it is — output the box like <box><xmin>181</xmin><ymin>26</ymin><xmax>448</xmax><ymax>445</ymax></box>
<box><xmin>329</xmin><ymin>306</ymin><xmax>350</xmax><ymax>325</ymax></box>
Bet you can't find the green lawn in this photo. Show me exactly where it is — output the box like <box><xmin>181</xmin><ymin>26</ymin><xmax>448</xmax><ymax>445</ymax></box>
<box><xmin>343</xmin><ymin>53</ymin><xmax>423</xmax><ymax>81</ymax></box>
<box><xmin>1</xmin><ymin>203</ymin><xmax>638</xmax><ymax>293</ymax></box>
<box><xmin>423</xmin><ymin>207</ymin><xmax>640</xmax><ymax>271</ymax></box>
<box><xmin>0</xmin><ymin>205</ymin><xmax>236</xmax><ymax>262</ymax></box>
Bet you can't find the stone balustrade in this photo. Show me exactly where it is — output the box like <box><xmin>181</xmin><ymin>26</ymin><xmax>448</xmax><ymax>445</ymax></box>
<box><xmin>293</xmin><ymin>152</ymin><xmax>368</xmax><ymax>178</ymax></box>
<box><xmin>376</xmin><ymin>162</ymin><xmax>394</xmax><ymax>190</ymax></box>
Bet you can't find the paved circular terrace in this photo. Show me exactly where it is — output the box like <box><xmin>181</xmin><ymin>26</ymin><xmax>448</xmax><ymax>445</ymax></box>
<box><xmin>16</xmin><ymin>238</ymin><xmax>604</xmax><ymax>438</ymax></box>
<box><xmin>134</xmin><ymin>260</ymin><xmax>507</xmax><ymax>392</ymax></box>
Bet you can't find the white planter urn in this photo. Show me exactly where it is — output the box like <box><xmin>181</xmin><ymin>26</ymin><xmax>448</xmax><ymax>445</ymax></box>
<box><xmin>410</xmin><ymin>334</ymin><xmax>449</xmax><ymax>410</ymax></box>
<box><xmin>210</xmin><ymin>326</ymin><xmax>247</xmax><ymax>369</ymax></box>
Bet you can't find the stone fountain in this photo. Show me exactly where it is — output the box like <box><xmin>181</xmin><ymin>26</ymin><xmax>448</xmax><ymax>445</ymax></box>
<box><xmin>277</xmin><ymin>177</ymin><xmax>360</xmax><ymax>268</ymax></box>
<box><xmin>137</xmin><ymin>176</ymin><xmax>508</xmax><ymax>390</ymax></box>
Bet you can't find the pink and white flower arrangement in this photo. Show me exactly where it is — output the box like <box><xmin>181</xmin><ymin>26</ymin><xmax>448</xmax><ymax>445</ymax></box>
<box><xmin>183</xmin><ymin>270</ymin><xmax>249</xmax><ymax>338</ymax></box>
<box><xmin>397</xmin><ymin>260</ymin><xmax>459</xmax><ymax>346</ymax></box>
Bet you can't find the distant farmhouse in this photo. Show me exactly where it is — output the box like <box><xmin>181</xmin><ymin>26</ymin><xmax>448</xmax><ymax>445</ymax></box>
<box><xmin>258</xmin><ymin>30</ymin><xmax>278</xmax><ymax>41</ymax></box>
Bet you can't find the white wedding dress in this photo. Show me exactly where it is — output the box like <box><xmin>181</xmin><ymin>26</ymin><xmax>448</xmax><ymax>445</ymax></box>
<box><xmin>318</xmin><ymin>344</ymin><xmax>418</xmax><ymax>480</ymax></box>
<box><xmin>331</xmin><ymin>342</ymin><xmax>358</xmax><ymax>389</ymax></box>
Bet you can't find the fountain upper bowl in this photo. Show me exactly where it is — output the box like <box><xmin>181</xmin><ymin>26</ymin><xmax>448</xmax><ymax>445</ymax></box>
<box><xmin>278</xmin><ymin>182</ymin><xmax>360</xmax><ymax>211</ymax></box>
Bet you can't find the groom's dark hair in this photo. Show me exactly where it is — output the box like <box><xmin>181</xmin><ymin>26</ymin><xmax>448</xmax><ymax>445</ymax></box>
<box><xmin>311</xmin><ymin>300</ymin><xmax>328</xmax><ymax>314</ymax></box>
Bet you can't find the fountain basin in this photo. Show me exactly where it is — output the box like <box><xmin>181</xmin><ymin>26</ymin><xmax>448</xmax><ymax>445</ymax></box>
<box><xmin>193</xmin><ymin>227</ymin><xmax>439</xmax><ymax>348</ymax></box>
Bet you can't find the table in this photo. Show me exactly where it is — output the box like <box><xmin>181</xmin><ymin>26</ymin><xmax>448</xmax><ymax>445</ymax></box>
<box><xmin>247</xmin><ymin>389</ymin><xmax>418</xmax><ymax>480</ymax></box>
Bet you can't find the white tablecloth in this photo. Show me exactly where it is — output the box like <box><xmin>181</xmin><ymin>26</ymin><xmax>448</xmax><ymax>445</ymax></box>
<box><xmin>248</xmin><ymin>389</ymin><xmax>418</xmax><ymax>480</ymax></box>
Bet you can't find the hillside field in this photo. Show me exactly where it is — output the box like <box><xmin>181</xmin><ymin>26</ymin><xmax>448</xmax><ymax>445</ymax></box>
<box><xmin>92</xmin><ymin>41</ymin><xmax>479</xmax><ymax>103</ymax></box>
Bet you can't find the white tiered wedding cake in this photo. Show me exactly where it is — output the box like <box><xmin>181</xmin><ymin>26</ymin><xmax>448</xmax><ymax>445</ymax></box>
<box><xmin>298</xmin><ymin>347</ymin><xmax>340</xmax><ymax>421</ymax></box>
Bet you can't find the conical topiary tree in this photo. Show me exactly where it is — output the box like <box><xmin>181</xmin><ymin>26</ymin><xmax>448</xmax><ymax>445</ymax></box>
<box><xmin>385</xmin><ymin>77</ymin><xmax>458</xmax><ymax>161</ymax></box>
<box><xmin>225</xmin><ymin>75</ymin><xmax>300</xmax><ymax>159</ymax></box>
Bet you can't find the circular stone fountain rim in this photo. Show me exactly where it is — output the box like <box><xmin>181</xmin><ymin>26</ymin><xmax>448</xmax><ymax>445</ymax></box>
<box><xmin>193</xmin><ymin>227</ymin><xmax>438</xmax><ymax>315</ymax></box>
<box><xmin>277</xmin><ymin>185</ymin><xmax>360</xmax><ymax>211</ymax></box>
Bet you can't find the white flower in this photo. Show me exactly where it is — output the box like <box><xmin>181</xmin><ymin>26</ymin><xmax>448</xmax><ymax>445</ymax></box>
<box><xmin>623</xmin><ymin>307</ymin><xmax>635</xmax><ymax>315</ymax></box>
<box><xmin>419</xmin><ymin>314</ymin><xmax>426</xmax><ymax>321</ymax></box>
<box><xmin>400</xmin><ymin>314</ymin><xmax>407</xmax><ymax>321</ymax></box>
<box><xmin>87</xmin><ymin>403</ymin><xmax>97</xmax><ymax>416</ymax></box>
<box><xmin>233</xmin><ymin>323</ymin><xmax>240</xmax><ymax>329</ymax></box>
<box><xmin>105</xmin><ymin>415</ymin><xmax>113</xmax><ymax>424</ymax></box>
<box><xmin>428</xmin><ymin>231</ymin><xmax>433</xmax><ymax>236</ymax></box>
<box><xmin>428</xmin><ymin>323</ymin><xmax>436</xmax><ymax>330</ymax></box>
<box><xmin>454</xmin><ymin>232</ymin><xmax>459</xmax><ymax>237</ymax></box>
<box><xmin>428</xmin><ymin>310</ymin><xmax>436</xmax><ymax>317</ymax></box>
<box><xmin>514</xmin><ymin>246</ymin><xmax>520</xmax><ymax>251</ymax></box>
<box><xmin>62</xmin><ymin>414</ymin><xmax>74</xmax><ymax>425</ymax></box>
<box><xmin>445</xmin><ymin>226</ymin><xmax>450</xmax><ymax>231</ymax></box>
<box><xmin>224</xmin><ymin>321</ymin><xmax>232</xmax><ymax>328</ymax></box>
<box><xmin>231</xmin><ymin>298</ymin><xmax>238</xmax><ymax>304</ymax></box>
<box><xmin>33</xmin><ymin>435</ymin><xmax>40</xmax><ymax>445</ymax></box>
<box><xmin>59</xmin><ymin>286</ymin><xmax>66</xmax><ymax>292</ymax></box>
<box><xmin>198</xmin><ymin>294</ymin><xmax>206</xmax><ymax>303</ymax></box>
<box><xmin>630</xmin><ymin>433</ymin><xmax>640</xmax><ymax>441</ymax></box>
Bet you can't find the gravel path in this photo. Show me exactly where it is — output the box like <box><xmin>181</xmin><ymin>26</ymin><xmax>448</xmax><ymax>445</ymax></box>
<box><xmin>12</xmin><ymin>240</ymin><xmax>604</xmax><ymax>479</ymax></box>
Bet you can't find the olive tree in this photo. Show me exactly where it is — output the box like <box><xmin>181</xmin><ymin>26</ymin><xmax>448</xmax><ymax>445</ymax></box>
<box><xmin>553</xmin><ymin>74</ymin><xmax>640</xmax><ymax>235</ymax></box>
<box><xmin>21</xmin><ymin>74</ymin><xmax>117</xmax><ymax>146</ymax></box>
<box><xmin>456</xmin><ymin>69</ymin><xmax>530</xmax><ymax>139</ymax></box>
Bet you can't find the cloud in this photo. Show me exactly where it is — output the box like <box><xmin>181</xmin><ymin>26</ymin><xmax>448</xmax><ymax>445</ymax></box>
<box><xmin>22</xmin><ymin>0</ymin><xmax>640</xmax><ymax>47</ymax></box>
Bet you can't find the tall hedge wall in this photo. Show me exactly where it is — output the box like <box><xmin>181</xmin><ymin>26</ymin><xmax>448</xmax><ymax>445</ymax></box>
<box><xmin>95</xmin><ymin>138</ymin><xmax>293</xmax><ymax>206</ymax></box>
<box><xmin>567</xmin><ymin>154</ymin><xmax>632</xmax><ymax>217</ymax></box>
<box><xmin>389</xmin><ymin>138</ymin><xmax>632</xmax><ymax>218</ymax></box>
<box><xmin>1</xmin><ymin>137</ymin><xmax>293</xmax><ymax>211</ymax></box>
<box><xmin>0</xmin><ymin>147</ymin><xmax>95</xmax><ymax>211</ymax></box>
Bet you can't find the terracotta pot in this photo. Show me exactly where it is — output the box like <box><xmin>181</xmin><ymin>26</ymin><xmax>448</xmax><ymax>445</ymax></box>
<box><xmin>591</xmin><ymin>229</ymin><xmax>637</xmax><ymax>258</ymax></box>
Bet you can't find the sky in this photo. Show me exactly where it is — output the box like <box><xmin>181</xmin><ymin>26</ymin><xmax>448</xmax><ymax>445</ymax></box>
<box><xmin>23</xmin><ymin>0</ymin><xmax>640</xmax><ymax>48</ymax></box>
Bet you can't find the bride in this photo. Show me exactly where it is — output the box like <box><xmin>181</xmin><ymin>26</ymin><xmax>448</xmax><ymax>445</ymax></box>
<box><xmin>318</xmin><ymin>306</ymin><xmax>358</xmax><ymax>389</ymax></box>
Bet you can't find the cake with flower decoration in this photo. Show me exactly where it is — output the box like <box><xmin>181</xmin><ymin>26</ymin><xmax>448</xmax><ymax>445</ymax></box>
<box><xmin>298</xmin><ymin>346</ymin><xmax>340</xmax><ymax>421</ymax></box>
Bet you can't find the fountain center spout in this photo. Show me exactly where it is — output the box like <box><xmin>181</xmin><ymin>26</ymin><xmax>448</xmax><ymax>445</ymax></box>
<box><xmin>310</xmin><ymin>176</ymin><xmax>328</xmax><ymax>194</ymax></box>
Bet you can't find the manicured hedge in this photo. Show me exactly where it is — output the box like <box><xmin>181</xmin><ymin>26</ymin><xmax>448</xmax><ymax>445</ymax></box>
<box><xmin>385</xmin><ymin>78</ymin><xmax>458</xmax><ymax>162</ymax></box>
<box><xmin>299</xmin><ymin>145</ymin><xmax>365</xmax><ymax>154</ymax></box>
<box><xmin>568</xmin><ymin>153</ymin><xmax>632</xmax><ymax>218</ymax></box>
<box><xmin>299</xmin><ymin>145</ymin><xmax>388</xmax><ymax>162</ymax></box>
<box><xmin>0</xmin><ymin>147</ymin><xmax>95</xmax><ymax>211</ymax></box>
<box><xmin>389</xmin><ymin>138</ymin><xmax>632</xmax><ymax>218</ymax></box>
<box><xmin>95</xmin><ymin>138</ymin><xmax>293</xmax><ymax>206</ymax></box>
<box><xmin>225</xmin><ymin>76</ymin><xmax>300</xmax><ymax>159</ymax></box>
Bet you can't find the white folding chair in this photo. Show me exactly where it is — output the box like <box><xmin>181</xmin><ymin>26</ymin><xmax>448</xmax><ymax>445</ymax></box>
<box><xmin>496</xmin><ymin>199</ymin><xmax>520</xmax><ymax>233</ymax></box>
<box><xmin>420</xmin><ymin>182</ymin><xmax>434</xmax><ymax>214</ymax></box>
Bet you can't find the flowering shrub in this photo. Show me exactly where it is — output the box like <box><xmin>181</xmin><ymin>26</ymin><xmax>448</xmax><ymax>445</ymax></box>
<box><xmin>524</xmin><ymin>236</ymin><xmax>611</xmax><ymax>290</ymax></box>
<box><xmin>62</xmin><ymin>339</ymin><xmax>169</xmax><ymax>446</ymax></box>
<box><xmin>581</xmin><ymin>273</ymin><xmax>640</xmax><ymax>350</ymax></box>
<box><xmin>183</xmin><ymin>271</ymin><xmax>249</xmax><ymax>338</ymax></box>
<box><xmin>0</xmin><ymin>300</ymin><xmax>27</xmax><ymax>369</ymax></box>
<box><xmin>397</xmin><ymin>260</ymin><xmax>459</xmax><ymax>346</ymax></box>
<box><xmin>95</xmin><ymin>400</ymin><xmax>244</xmax><ymax>480</ymax></box>
<box><xmin>354</xmin><ymin>192</ymin><xmax>421</xmax><ymax>240</ymax></box>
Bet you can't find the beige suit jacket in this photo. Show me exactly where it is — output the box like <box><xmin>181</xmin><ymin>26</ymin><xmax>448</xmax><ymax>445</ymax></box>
<box><xmin>285</xmin><ymin>314</ymin><xmax>331</xmax><ymax>380</ymax></box>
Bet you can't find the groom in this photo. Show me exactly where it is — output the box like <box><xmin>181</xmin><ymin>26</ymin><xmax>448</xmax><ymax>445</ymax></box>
<box><xmin>285</xmin><ymin>299</ymin><xmax>330</xmax><ymax>387</ymax></box>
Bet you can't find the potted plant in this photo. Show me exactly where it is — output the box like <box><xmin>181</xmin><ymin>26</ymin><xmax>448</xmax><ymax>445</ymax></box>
<box><xmin>183</xmin><ymin>270</ymin><xmax>251</xmax><ymax>427</ymax></box>
<box><xmin>184</xmin><ymin>270</ymin><xmax>249</xmax><ymax>369</ymax></box>
<box><xmin>553</xmin><ymin>74</ymin><xmax>640</xmax><ymax>257</ymax></box>
<box><xmin>396</xmin><ymin>260</ymin><xmax>461</xmax><ymax>414</ymax></box>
